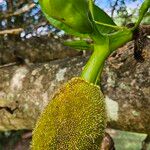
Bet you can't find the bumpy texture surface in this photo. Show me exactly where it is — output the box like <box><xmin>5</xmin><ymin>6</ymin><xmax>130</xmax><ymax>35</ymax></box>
<box><xmin>32</xmin><ymin>77</ymin><xmax>106</xmax><ymax>150</ymax></box>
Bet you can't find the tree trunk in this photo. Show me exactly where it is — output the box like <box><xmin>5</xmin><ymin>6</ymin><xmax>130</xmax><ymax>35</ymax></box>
<box><xmin>0</xmin><ymin>39</ymin><xmax>149</xmax><ymax>134</ymax></box>
<box><xmin>0</xmin><ymin>34</ymin><xmax>81</xmax><ymax>65</ymax></box>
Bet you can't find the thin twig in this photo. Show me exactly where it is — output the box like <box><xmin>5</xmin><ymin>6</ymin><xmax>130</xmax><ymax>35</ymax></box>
<box><xmin>0</xmin><ymin>3</ymin><xmax>36</xmax><ymax>19</ymax></box>
<box><xmin>111</xmin><ymin>0</ymin><xmax>119</xmax><ymax>18</ymax></box>
<box><xmin>0</xmin><ymin>28</ymin><xmax>23</xmax><ymax>35</ymax></box>
<box><xmin>0</xmin><ymin>62</ymin><xmax>18</xmax><ymax>69</ymax></box>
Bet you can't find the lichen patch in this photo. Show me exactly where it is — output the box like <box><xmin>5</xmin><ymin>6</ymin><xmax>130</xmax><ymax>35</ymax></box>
<box><xmin>132</xmin><ymin>110</ymin><xmax>140</xmax><ymax>117</ymax></box>
<box><xmin>10</xmin><ymin>67</ymin><xmax>29</xmax><ymax>92</ymax></box>
<box><xmin>0</xmin><ymin>91</ymin><xmax>5</xmax><ymax>98</ymax></box>
<box><xmin>56</xmin><ymin>68</ymin><xmax>67</xmax><ymax>82</ymax></box>
<box><xmin>106</xmin><ymin>68</ymin><xmax>116</xmax><ymax>87</ymax></box>
<box><xmin>34</xmin><ymin>75</ymin><xmax>44</xmax><ymax>90</ymax></box>
<box><xmin>105</xmin><ymin>96</ymin><xmax>119</xmax><ymax>121</ymax></box>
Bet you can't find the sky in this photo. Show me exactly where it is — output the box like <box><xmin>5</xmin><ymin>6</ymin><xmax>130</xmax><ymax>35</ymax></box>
<box><xmin>95</xmin><ymin>0</ymin><xmax>143</xmax><ymax>15</ymax></box>
<box><xmin>96</xmin><ymin>0</ymin><xmax>143</xmax><ymax>8</ymax></box>
<box><xmin>0</xmin><ymin>0</ymin><xmax>146</xmax><ymax>36</ymax></box>
<box><xmin>0</xmin><ymin>0</ymin><xmax>143</xmax><ymax>9</ymax></box>
<box><xmin>0</xmin><ymin>0</ymin><xmax>145</xmax><ymax>22</ymax></box>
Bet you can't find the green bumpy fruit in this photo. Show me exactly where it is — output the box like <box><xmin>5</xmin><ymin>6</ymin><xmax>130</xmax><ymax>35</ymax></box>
<box><xmin>31</xmin><ymin>77</ymin><xmax>106</xmax><ymax>150</ymax></box>
<box><xmin>39</xmin><ymin>0</ymin><xmax>93</xmax><ymax>33</ymax></box>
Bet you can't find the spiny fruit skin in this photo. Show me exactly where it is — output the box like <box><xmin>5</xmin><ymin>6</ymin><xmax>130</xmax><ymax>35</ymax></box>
<box><xmin>31</xmin><ymin>77</ymin><xmax>106</xmax><ymax>150</ymax></box>
<box><xmin>39</xmin><ymin>0</ymin><xmax>93</xmax><ymax>33</ymax></box>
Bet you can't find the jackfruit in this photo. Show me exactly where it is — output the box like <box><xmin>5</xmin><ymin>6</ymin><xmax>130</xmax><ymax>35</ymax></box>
<box><xmin>39</xmin><ymin>0</ymin><xmax>93</xmax><ymax>33</ymax></box>
<box><xmin>31</xmin><ymin>77</ymin><xmax>106</xmax><ymax>150</ymax></box>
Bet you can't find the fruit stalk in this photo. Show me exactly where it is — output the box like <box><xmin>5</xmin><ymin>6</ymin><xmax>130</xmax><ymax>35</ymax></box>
<box><xmin>81</xmin><ymin>27</ymin><xmax>110</xmax><ymax>84</ymax></box>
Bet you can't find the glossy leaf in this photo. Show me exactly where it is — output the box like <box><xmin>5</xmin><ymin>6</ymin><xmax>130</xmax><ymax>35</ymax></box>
<box><xmin>91</xmin><ymin>4</ymin><xmax>117</xmax><ymax>34</ymax></box>
<box><xmin>135</xmin><ymin>0</ymin><xmax>150</xmax><ymax>28</ymax></box>
<box><xmin>39</xmin><ymin>0</ymin><xmax>94</xmax><ymax>34</ymax></box>
<box><xmin>44</xmin><ymin>13</ymin><xmax>89</xmax><ymax>38</ymax></box>
<box><xmin>93</xmin><ymin>6</ymin><xmax>116</xmax><ymax>34</ymax></box>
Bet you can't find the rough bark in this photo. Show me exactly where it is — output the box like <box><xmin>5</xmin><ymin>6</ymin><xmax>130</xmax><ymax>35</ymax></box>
<box><xmin>0</xmin><ymin>25</ymin><xmax>148</xmax><ymax>65</ymax></box>
<box><xmin>0</xmin><ymin>34</ymin><xmax>81</xmax><ymax>65</ymax></box>
<box><xmin>0</xmin><ymin>40</ymin><xmax>149</xmax><ymax>134</ymax></box>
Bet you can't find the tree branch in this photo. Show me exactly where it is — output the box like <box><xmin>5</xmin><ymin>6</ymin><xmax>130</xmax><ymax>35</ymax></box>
<box><xmin>0</xmin><ymin>28</ymin><xmax>23</xmax><ymax>35</ymax></box>
<box><xmin>0</xmin><ymin>3</ymin><xmax>36</xmax><ymax>19</ymax></box>
<box><xmin>0</xmin><ymin>34</ymin><xmax>80</xmax><ymax>65</ymax></box>
<box><xmin>110</xmin><ymin>0</ymin><xmax>119</xmax><ymax>18</ymax></box>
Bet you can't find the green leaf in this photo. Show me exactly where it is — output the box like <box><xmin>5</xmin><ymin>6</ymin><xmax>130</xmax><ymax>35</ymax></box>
<box><xmin>135</xmin><ymin>0</ymin><xmax>150</xmax><ymax>28</ymax></box>
<box><xmin>91</xmin><ymin>4</ymin><xmax>118</xmax><ymax>34</ymax></box>
<box><xmin>64</xmin><ymin>40</ymin><xmax>93</xmax><ymax>50</ymax></box>
<box><xmin>39</xmin><ymin>0</ymin><xmax>94</xmax><ymax>34</ymax></box>
<box><xmin>44</xmin><ymin>13</ymin><xmax>89</xmax><ymax>38</ymax></box>
<box><xmin>139</xmin><ymin>0</ymin><xmax>150</xmax><ymax>19</ymax></box>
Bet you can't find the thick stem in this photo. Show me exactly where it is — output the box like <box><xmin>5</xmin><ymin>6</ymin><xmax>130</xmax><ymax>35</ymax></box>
<box><xmin>95</xmin><ymin>62</ymin><xmax>105</xmax><ymax>85</ymax></box>
<box><xmin>81</xmin><ymin>40</ymin><xmax>109</xmax><ymax>83</ymax></box>
<box><xmin>109</xmin><ymin>29</ymin><xmax>133</xmax><ymax>52</ymax></box>
<box><xmin>81</xmin><ymin>28</ymin><xmax>133</xmax><ymax>84</ymax></box>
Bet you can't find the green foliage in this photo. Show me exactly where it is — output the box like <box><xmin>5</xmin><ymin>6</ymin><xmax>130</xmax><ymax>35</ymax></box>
<box><xmin>39</xmin><ymin>0</ymin><xmax>93</xmax><ymax>34</ymax></box>
<box><xmin>32</xmin><ymin>77</ymin><xmax>106</xmax><ymax>150</ymax></box>
<box><xmin>139</xmin><ymin>0</ymin><xmax>150</xmax><ymax>18</ymax></box>
<box><xmin>45</xmin><ymin>15</ymin><xmax>89</xmax><ymax>37</ymax></box>
<box><xmin>89</xmin><ymin>2</ymin><xmax>117</xmax><ymax>34</ymax></box>
<box><xmin>136</xmin><ymin>0</ymin><xmax>150</xmax><ymax>26</ymax></box>
<box><xmin>39</xmin><ymin>0</ymin><xmax>149</xmax><ymax>56</ymax></box>
<box><xmin>39</xmin><ymin>0</ymin><xmax>119</xmax><ymax>36</ymax></box>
